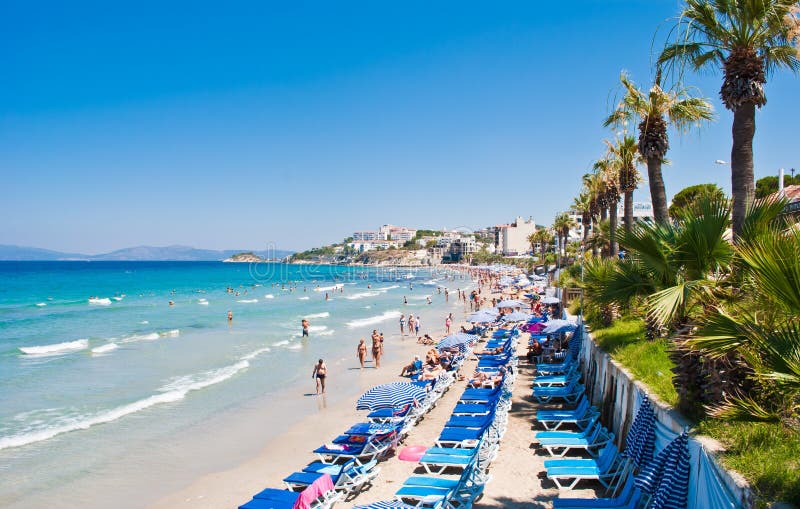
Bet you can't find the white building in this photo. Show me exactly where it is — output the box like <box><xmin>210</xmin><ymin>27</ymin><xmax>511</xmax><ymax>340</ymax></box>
<box><xmin>565</xmin><ymin>202</ymin><xmax>654</xmax><ymax>240</ymax></box>
<box><xmin>353</xmin><ymin>231</ymin><xmax>387</xmax><ymax>241</ymax></box>
<box><xmin>387</xmin><ymin>227</ymin><xmax>417</xmax><ymax>242</ymax></box>
<box><xmin>495</xmin><ymin>216</ymin><xmax>536</xmax><ymax>256</ymax></box>
<box><xmin>347</xmin><ymin>240</ymin><xmax>400</xmax><ymax>252</ymax></box>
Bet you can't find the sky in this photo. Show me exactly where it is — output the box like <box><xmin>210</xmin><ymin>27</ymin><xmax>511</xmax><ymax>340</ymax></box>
<box><xmin>1</xmin><ymin>1</ymin><xmax>797</xmax><ymax>253</ymax></box>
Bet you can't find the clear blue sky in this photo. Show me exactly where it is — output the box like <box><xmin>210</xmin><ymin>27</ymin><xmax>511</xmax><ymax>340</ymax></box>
<box><xmin>1</xmin><ymin>1</ymin><xmax>796</xmax><ymax>253</ymax></box>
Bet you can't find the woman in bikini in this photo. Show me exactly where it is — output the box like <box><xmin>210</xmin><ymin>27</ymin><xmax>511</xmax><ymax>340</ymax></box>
<box><xmin>312</xmin><ymin>359</ymin><xmax>327</xmax><ymax>394</ymax></box>
<box><xmin>357</xmin><ymin>339</ymin><xmax>367</xmax><ymax>368</ymax></box>
<box><xmin>371</xmin><ymin>331</ymin><xmax>382</xmax><ymax>368</ymax></box>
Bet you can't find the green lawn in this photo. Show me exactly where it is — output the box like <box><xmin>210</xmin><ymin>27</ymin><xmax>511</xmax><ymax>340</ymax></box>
<box><xmin>590</xmin><ymin>318</ymin><xmax>679</xmax><ymax>407</ymax></box>
<box><xmin>697</xmin><ymin>420</ymin><xmax>800</xmax><ymax>506</ymax></box>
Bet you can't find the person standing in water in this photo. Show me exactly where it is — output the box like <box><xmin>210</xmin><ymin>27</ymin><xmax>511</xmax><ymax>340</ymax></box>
<box><xmin>227</xmin><ymin>310</ymin><xmax>233</xmax><ymax>322</ymax></box>
<box><xmin>312</xmin><ymin>359</ymin><xmax>327</xmax><ymax>394</ymax></box>
<box><xmin>301</xmin><ymin>319</ymin><xmax>309</xmax><ymax>337</ymax></box>
<box><xmin>357</xmin><ymin>339</ymin><xmax>367</xmax><ymax>368</ymax></box>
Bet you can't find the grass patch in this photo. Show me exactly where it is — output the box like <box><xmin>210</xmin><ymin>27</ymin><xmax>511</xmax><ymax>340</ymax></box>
<box><xmin>590</xmin><ymin>318</ymin><xmax>678</xmax><ymax>406</ymax></box>
<box><xmin>697</xmin><ymin>420</ymin><xmax>800</xmax><ymax>506</ymax></box>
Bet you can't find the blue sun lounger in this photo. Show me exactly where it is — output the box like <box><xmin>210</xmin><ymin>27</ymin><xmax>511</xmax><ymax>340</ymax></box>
<box><xmin>239</xmin><ymin>485</ymin><xmax>341</xmax><ymax>509</ymax></box>
<box><xmin>283</xmin><ymin>458</ymin><xmax>380</xmax><ymax>493</ymax></box>
<box><xmin>537</xmin><ymin>421</ymin><xmax>613</xmax><ymax>458</ymax></box>
<box><xmin>535</xmin><ymin>397</ymin><xmax>597</xmax><ymax>430</ymax></box>
<box><xmin>553</xmin><ymin>476</ymin><xmax>641</xmax><ymax>509</ymax></box>
<box><xmin>533</xmin><ymin>380</ymin><xmax>585</xmax><ymax>404</ymax></box>
<box><xmin>545</xmin><ymin>442</ymin><xmax>625</xmax><ymax>490</ymax></box>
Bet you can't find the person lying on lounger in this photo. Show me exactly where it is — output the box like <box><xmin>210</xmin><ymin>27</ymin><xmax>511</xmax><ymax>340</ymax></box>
<box><xmin>469</xmin><ymin>366</ymin><xmax>507</xmax><ymax>387</ymax></box>
<box><xmin>473</xmin><ymin>345</ymin><xmax>505</xmax><ymax>356</ymax></box>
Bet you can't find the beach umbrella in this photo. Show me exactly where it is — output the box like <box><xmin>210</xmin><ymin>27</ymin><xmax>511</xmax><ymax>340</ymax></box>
<box><xmin>495</xmin><ymin>299</ymin><xmax>525</xmax><ymax>308</ymax></box>
<box><xmin>541</xmin><ymin>296</ymin><xmax>561</xmax><ymax>304</ymax></box>
<box><xmin>436</xmin><ymin>332</ymin><xmax>478</xmax><ymax>351</ymax></box>
<box><xmin>356</xmin><ymin>382</ymin><xmax>427</xmax><ymax>411</ymax></box>
<box><xmin>501</xmin><ymin>311</ymin><xmax>531</xmax><ymax>322</ymax></box>
<box><xmin>541</xmin><ymin>319</ymin><xmax>578</xmax><ymax>334</ymax></box>
<box><xmin>354</xmin><ymin>502</ymin><xmax>416</xmax><ymax>509</ymax></box>
<box><xmin>623</xmin><ymin>394</ymin><xmax>657</xmax><ymax>469</ymax></box>
<box><xmin>468</xmin><ymin>309</ymin><xmax>499</xmax><ymax>323</ymax></box>
<box><xmin>635</xmin><ymin>432</ymin><xmax>691</xmax><ymax>509</ymax></box>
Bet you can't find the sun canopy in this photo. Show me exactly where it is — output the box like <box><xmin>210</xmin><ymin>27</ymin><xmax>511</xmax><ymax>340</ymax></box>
<box><xmin>356</xmin><ymin>382</ymin><xmax>427</xmax><ymax>411</ymax></box>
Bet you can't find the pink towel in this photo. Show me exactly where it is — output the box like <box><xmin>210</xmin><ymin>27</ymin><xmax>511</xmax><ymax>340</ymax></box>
<box><xmin>293</xmin><ymin>473</ymin><xmax>334</xmax><ymax>509</ymax></box>
<box><xmin>531</xmin><ymin>322</ymin><xmax>546</xmax><ymax>332</ymax></box>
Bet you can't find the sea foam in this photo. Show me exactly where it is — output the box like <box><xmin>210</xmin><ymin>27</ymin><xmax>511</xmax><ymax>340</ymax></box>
<box><xmin>91</xmin><ymin>343</ymin><xmax>119</xmax><ymax>355</ymax></box>
<box><xmin>305</xmin><ymin>312</ymin><xmax>330</xmax><ymax>319</ymax></box>
<box><xmin>19</xmin><ymin>339</ymin><xmax>89</xmax><ymax>356</ymax></box>
<box><xmin>237</xmin><ymin>299</ymin><xmax>258</xmax><ymax>303</ymax></box>
<box><xmin>0</xmin><ymin>349</ymin><xmax>269</xmax><ymax>451</ymax></box>
<box><xmin>346</xmin><ymin>311</ymin><xmax>402</xmax><ymax>328</ymax></box>
<box><xmin>88</xmin><ymin>298</ymin><xmax>112</xmax><ymax>306</ymax></box>
<box><xmin>345</xmin><ymin>291</ymin><xmax>380</xmax><ymax>300</ymax></box>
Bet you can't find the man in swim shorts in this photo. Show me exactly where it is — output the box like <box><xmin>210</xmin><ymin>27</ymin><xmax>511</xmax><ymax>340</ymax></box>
<box><xmin>312</xmin><ymin>358</ymin><xmax>327</xmax><ymax>394</ymax></box>
<box><xmin>302</xmin><ymin>319</ymin><xmax>309</xmax><ymax>337</ymax></box>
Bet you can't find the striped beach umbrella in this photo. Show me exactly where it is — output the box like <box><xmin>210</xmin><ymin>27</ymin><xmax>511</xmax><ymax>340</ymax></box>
<box><xmin>436</xmin><ymin>333</ymin><xmax>478</xmax><ymax>351</ymax></box>
<box><xmin>541</xmin><ymin>319</ymin><xmax>578</xmax><ymax>334</ymax></box>
<box><xmin>354</xmin><ymin>501</ymin><xmax>416</xmax><ymax>509</ymax></box>
<box><xmin>356</xmin><ymin>382</ymin><xmax>427</xmax><ymax>411</ymax></box>
<box><xmin>635</xmin><ymin>432</ymin><xmax>691</xmax><ymax>509</ymax></box>
<box><xmin>495</xmin><ymin>299</ymin><xmax>525</xmax><ymax>308</ymax></box>
<box><xmin>501</xmin><ymin>311</ymin><xmax>531</xmax><ymax>322</ymax></box>
<box><xmin>468</xmin><ymin>309</ymin><xmax>499</xmax><ymax>323</ymax></box>
<box><xmin>623</xmin><ymin>394</ymin><xmax>657</xmax><ymax>469</ymax></box>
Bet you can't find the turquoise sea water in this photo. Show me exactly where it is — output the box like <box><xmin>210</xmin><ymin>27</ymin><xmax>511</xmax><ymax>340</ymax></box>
<box><xmin>0</xmin><ymin>261</ymin><xmax>469</xmax><ymax>507</ymax></box>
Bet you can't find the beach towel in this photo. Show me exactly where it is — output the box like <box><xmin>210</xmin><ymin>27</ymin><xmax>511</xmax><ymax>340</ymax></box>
<box><xmin>530</xmin><ymin>322</ymin><xmax>546</xmax><ymax>332</ymax></box>
<box><xmin>292</xmin><ymin>473</ymin><xmax>334</xmax><ymax>509</ymax></box>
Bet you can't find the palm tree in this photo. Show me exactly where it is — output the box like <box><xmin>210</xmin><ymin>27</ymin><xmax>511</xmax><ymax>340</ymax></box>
<box><xmin>526</xmin><ymin>232</ymin><xmax>538</xmax><ymax>256</ymax></box>
<box><xmin>604</xmin><ymin>71</ymin><xmax>714</xmax><ymax>223</ymax></box>
<box><xmin>606</xmin><ymin>135</ymin><xmax>642</xmax><ymax>234</ymax></box>
<box><xmin>552</xmin><ymin>213</ymin><xmax>576</xmax><ymax>256</ymax></box>
<box><xmin>593</xmin><ymin>159</ymin><xmax>620</xmax><ymax>257</ymax></box>
<box><xmin>572</xmin><ymin>191</ymin><xmax>593</xmax><ymax>244</ymax></box>
<box><xmin>658</xmin><ymin>0</ymin><xmax>800</xmax><ymax>237</ymax></box>
<box><xmin>532</xmin><ymin>229</ymin><xmax>553</xmax><ymax>263</ymax></box>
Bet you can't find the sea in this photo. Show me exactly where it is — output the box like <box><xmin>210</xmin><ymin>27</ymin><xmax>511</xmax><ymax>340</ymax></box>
<box><xmin>0</xmin><ymin>261</ymin><xmax>471</xmax><ymax>508</ymax></box>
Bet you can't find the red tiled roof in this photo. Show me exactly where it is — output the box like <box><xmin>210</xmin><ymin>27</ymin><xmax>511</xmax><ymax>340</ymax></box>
<box><xmin>783</xmin><ymin>184</ymin><xmax>800</xmax><ymax>202</ymax></box>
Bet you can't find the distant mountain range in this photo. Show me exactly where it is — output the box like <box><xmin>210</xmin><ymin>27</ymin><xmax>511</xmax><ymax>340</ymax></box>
<box><xmin>0</xmin><ymin>244</ymin><xmax>295</xmax><ymax>261</ymax></box>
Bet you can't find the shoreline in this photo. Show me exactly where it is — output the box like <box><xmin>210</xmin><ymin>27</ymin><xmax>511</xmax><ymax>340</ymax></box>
<box><xmin>149</xmin><ymin>295</ymin><xmax>474</xmax><ymax>509</ymax></box>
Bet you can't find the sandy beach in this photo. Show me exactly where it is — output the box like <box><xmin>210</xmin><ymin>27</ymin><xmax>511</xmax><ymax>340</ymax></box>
<box><xmin>150</xmin><ymin>287</ymin><xmax>478</xmax><ymax>509</ymax></box>
<box><xmin>150</xmin><ymin>274</ymin><xmax>597</xmax><ymax>509</ymax></box>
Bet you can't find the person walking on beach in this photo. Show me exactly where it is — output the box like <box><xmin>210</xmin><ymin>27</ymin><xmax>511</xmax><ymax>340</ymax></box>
<box><xmin>301</xmin><ymin>319</ymin><xmax>309</xmax><ymax>337</ymax></box>
<box><xmin>408</xmin><ymin>315</ymin><xmax>416</xmax><ymax>336</ymax></box>
<box><xmin>357</xmin><ymin>339</ymin><xmax>367</xmax><ymax>368</ymax></box>
<box><xmin>399</xmin><ymin>314</ymin><xmax>406</xmax><ymax>336</ymax></box>
<box><xmin>416</xmin><ymin>315</ymin><xmax>422</xmax><ymax>334</ymax></box>
<box><xmin>445</xmin><ymin>315</ymin><xmax>452</xmax><ymax>334</ymax></box>
<box><xmin>371</xmin><ymin>330</ymin><xmax>382</xmax><ymax>368</ymax></box>
<box><xmin>312</xmin><ymin>359</ymin><xmax>327</xmax><ymax>394</ymax></box>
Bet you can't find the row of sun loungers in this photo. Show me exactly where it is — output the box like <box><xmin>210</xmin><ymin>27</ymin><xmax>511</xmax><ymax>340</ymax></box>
<box><xmin>238</xmin><ymin>343</ymin><xmax>471</xmax><ymax>509</ymax></box>
<box><xmin>530</xmin><ymin>326</ymin><xmax>643</xmax><ymax>507</ymax></box>
<box><xmin>388</xmin><ymin>327</ymin><xmax>520</xmax><ymax>508</ymax></box>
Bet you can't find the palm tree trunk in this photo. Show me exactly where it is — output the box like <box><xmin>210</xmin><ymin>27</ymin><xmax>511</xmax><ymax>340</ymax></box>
<box><xmin>730</xmin><ymin>103</ymin><xmax>756</xmax><ymax>239</ymax></box>
<box><xmin>600</xmin><ymin>207</ymin><xmax>607</xmax><ymax>222</ymax></box>
<box><xmin>646</xmin><ymin>157</ymin><xmax>669</xmax><ymax>223</ymax></box>
<box><xmin>583</xmin><ymin>218</ymin><xmax>590</xmax><ymax>244</ymax></box>
<box><xmin>608</xmin><ymin>201</ymin><xmax>619</xmax><ymax>257</ymax></box>
<box><xmin>624</xmin><ymin>191</ymin><xmax>634</xmax><ymax>233</ymax></box>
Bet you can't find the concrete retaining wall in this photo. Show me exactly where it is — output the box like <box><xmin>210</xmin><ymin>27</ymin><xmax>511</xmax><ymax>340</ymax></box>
<box><xmin>580</xmin><ymin>325</ymin><xmax>755</xmax><ymax>508</ymax></box>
